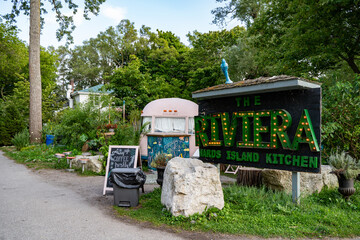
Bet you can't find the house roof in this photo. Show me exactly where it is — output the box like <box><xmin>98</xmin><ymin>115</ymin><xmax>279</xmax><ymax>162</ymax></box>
<box><xmin>72</xmin><ymin>84</ymin><xmax>113</xmax><ymax>96</ymax></box>
<box><xmin>192</xmin><ymin>75</ymin><xmax>321</xmax><ymax>100</ymax></box>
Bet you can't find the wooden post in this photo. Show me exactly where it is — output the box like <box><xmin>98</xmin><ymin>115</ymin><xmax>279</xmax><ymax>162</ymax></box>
<box><xmin>292</xmin><ymin>172</ymin><xmax>300</xmax><ymax>204</ymax></box>
<box><xmin>123</xmin><ymin>100</ymin><xmax>125</xmax><ymax>123</ymax></box>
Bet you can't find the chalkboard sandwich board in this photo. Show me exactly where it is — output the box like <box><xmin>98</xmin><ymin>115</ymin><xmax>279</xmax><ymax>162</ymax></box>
<box><xmin>103</xmin><ymin>145</ymin><xmax>139</xmax><ymax>195</ymax></box>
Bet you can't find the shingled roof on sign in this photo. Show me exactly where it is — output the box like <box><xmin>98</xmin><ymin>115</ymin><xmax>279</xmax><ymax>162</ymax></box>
<box><xmin>192</xmin><ymin>75</ymin><xmax>321</xmax><ymax>100</ymax></box>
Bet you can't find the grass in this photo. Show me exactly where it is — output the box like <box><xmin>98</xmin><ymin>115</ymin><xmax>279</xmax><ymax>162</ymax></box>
<box><xmin>1</xmin><ymin>145</ymin><xmax>99</xmax><ymax>175</ymax></box>
<box><xmin>115</xmin><ymin>183</ymin><xmax>360</xmax><ymax>238</ymax></box>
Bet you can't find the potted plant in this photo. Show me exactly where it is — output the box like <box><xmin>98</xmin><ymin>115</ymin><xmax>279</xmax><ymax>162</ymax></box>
<box><xmin>150</xmin><ymin>153</ymin><xmax>172</xmax><ymax>187</ymax></box>
<box><xmin>328</xmin><ymin>150</ymin><xmax>360</xmax><ymax>199</ymax></box>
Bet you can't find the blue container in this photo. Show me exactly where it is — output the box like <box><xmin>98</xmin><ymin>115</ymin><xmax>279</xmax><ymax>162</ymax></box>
<box><xmin>45</xmin><ymin>135</ymin><xmax>55</xmax><ymax>146</ymax></box>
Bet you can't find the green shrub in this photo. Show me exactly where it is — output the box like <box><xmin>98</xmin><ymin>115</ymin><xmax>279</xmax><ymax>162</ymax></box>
<box><xmin>11</xmin><ymin>128</ymin><xmax>30</xmax><ymax>151</ymax></box>
<box><xmin>328</xmin><ymin>150</ymin><xmax>360</xmax><ymax>179</ymax></box>
<box><xmin>51</xmin><ymin>102</ymin><xmax>105</xmax><ymax>150</ymax></box>
<box><xmin>322</xmin><ymin>75</ymin><xmax>360</xmax><ymax>160</ymax></box>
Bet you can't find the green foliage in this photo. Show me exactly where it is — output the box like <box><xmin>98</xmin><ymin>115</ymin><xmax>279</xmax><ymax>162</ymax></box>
<box><xmin>0</xmin><ymin>96</ymin><xmax>28</xmax><ymax>146</ymax></box>
<box><xmin>99</xmin><ymin>121</ymin><xmax>149</xmax><ymax>169</ymax></box>
<box><xmin>108</xmin><ymin>55</ymin><xmax>152</xmax><ymax>112</ymax></box>
<box><xmin>150</xmin><ymin>153</ymin><xmax>172</xmax><ymax>168</ymax></box>
<box><xmin>328</xmin><ymin>150</ymin><xmax>360</xmax><ymax>179</ymax></box>
<box><xmin>221</xmin><ymin>0</ymin><xmax>360</xmax><ymax>76</ymax></box>
<box><xmin>0</xmin><ymin>38</ymin><xmax>62</xmax><ymax>146</ymax></box>
<box><xmin>50</xmin><ymin>102</ymin><xmax>103</xmax><ymax>149</ymax></box>
<box><xmin>186</xmin><ymin>26</ymin><xmax>244</xmax><ymax>92</ymax></box>
<box><xmin>212</xmin><ymin>0</ymin><xmax>262</xmax><ymax>28</ymax></box>
<box><xmin>3</xmin><ymin>144</ymin><xmax>68</xmax><ymax>169</ymax></box>
<box><xmin>116</xmin><ymin>183</ymin><xmax>360</xmax><ymax>238</ymax></box>
<box><xmin>11</xmin><ymin>128</ymin><xmax>30</xmax><ymax>151</ymax></box>
<box><xmin>58</xmin><ymin>20</ymin><xmax>243</xmax><ymax>104</ymax></box>
<box><xmin>2</xmin><ymin>0</ymin><xmax>106</xmax><ymax>44</ymax></box>
<box><xmin>0</xmin><ymin>23</ymin><xmax>28</xmax><ymax>98</ymax></box>
<box><xmin>322</xmin><ymin>75</ymin><xmax>360</xmax><ymax>160</ymax></box>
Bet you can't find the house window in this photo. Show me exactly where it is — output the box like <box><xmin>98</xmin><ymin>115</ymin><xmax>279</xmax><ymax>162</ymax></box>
<box><xmin>155</xmin><ymin>117</ymin><xmax>185</xmax><ymax>133</ymax></box>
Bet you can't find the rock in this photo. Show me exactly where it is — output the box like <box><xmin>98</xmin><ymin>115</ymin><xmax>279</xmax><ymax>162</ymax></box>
<box><xmin>161</xmin><ymin>158</ymin><xmax>224</xmax><ymax>217</ymax></box>
<box><xmin>322</xmin><ymin>165</ymin><xmax>339</xmax><ymax>189</ymax></box>
<box><xmin>71</xmin><ymin>155</ymin><xmax>104</xmax><ymax>173</ymax></box>
<box><xmin>262</xmin><ymin>165</ymin><xmax>338</xmax><ymax>194</ymax></box>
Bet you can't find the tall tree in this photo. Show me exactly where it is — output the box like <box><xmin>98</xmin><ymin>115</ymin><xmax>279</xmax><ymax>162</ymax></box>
<box><xmin>185</xmin><ymin>26</ymin><xmax>244</xmax><ymax>91</ymax></box>
<box><xmin>212</xmin><ymin>0</ymin><xmax>262</xmax><ymax>27</ymax></box>
<box><xmin>213</xmin><ymin>0</ymin><xmax>360</xmax><ymax>76</ymax></box>
<box><xmin>29</xmin><ymin>0</ymin><xmax>42</xmax><ymax>143</ymax></box>
<box><xmin>2</xmin><ymin>0</ymin><xmax>106</xmax><ymax>143</ymax></box>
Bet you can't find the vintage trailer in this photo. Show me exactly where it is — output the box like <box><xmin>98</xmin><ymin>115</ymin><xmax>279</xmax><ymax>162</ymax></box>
<box><xmin>140</xmin><ymin>98</ymin><xmax>199</xmax><ymax>168</ymax></box>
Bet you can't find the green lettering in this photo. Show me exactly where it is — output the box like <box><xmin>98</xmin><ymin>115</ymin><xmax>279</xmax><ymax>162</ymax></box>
<box><xmin>309</xmin><ymin>157</ymin><xmax>318</xmax><ymax>168</ymax></box>
<box><xmin>272</xmin><ymin>154</ymin><xmax>278</xmax><ymax>164</ymax></box>
<box><xmin>216</xmin><ymin>150</ymin><xmax>221</xmax><ymax>159</ymax></box>
<box><xmin>266</xmin><ymin>154</ymin><xmax>273</xmax><ymax>164</ymax></box>
<box><xmin>301</xmin><ymin>156</ymin><xmax>309</xmax><ymax>167</ymax></box>
<box><xmin>278</xmin><ymin>154</ymin><xmax>284</xmax><ymax>165</ymax></box>
<box><xmin>253</xmin><ymin>152</ymin><xmax>259</xmax><ymax>162</ymax></box>
<box><xmin>221</xmin><ymin>112</ymin><xmax>238</xmax><ymax>147</ymax></box>
<box><xmin>237</xmin><ymin>112</ymin><xmax>253</xmax><ymax>148</ymax></box>
<box><xmin>254</xmin><ymin>96</ymin><xmax>261</xmax><ymax>105</ymax></box>
<box><xmin>231</xmin><ymin>151</ymin><xmax>236</xmax><ymax>160</ymax></box>
<box><xmin>236</xmin><ymin>152</ymin><xmax>242</xmax><ymax>161</ymax></box>
<box><xmin>292</xmin><ymin>109</ymin><xmax>320</xmax><ymax>152</ymax></box>
<box><xmin>226</xmin><ymin>151</ymin><xmax>231</xmax><ymax>160</ymax></box>
<box><xmin>247</xmin><ymin>152</ymin><xmax>253</xmax><ymax>162</ymax></box>
<box><xmin>236</xmin><ymin>97</ymin><xmax>241</xmax><ymax>107</ymax></box>
<box><xmin>254</xmin><ymin>111</ymin><xmax>270</xmax><ymax>149</ymax></box>
<box><xmin>206</xmin><ymin>149</ymin><xmax>211</xmax><ymax>158</ymax></box>
<box><xmin>242</xmin><ymin>152</ymin><xmax>247</xmax><ymax>161</ymax></box>
<box><xmin>195</xmin><ymin>116</ymin><xmax>210</xmax><ymax>147</ymax></box>
<box><xmin>244</xmin><ymin>97</ymin><xmax>250</xmax><ymax>107</ymax></box>
<box><xmin>292</xmin><ymin>155</ymin><xmax>301</xmax><ymax>167</ymax></box>
<box><xmin>285</xmin><ymin>155</ymin><xmax>292</xmax><ymax>165</ymax></box>
<box><xmin>270</xmin><ymin>110</ymin><xmax>292</xmax><ymax>150</ymax></box>
<box><xmin>211</xmin><ymin>150</ymin><xmax>216</xmax><ymax>158</ymax></box>
<box><xmin>208</xmin><ymin>115</ymin><xmax>222</xmax><ymax>146</ymax></box>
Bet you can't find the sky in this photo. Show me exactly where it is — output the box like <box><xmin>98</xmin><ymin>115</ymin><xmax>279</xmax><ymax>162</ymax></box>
<box><xmin>0</xmin><ymin>0</ymin><xmax>241</xmax><ymax>48</ymax></box>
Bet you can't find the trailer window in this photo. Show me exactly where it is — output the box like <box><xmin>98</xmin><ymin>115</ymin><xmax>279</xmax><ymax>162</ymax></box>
<box><xmin>142</xmin><ymin>117</ymin><xmax>152</xmax><ymax>132</ymax></box>
<box><xmin>155</xmin><ymin>117</ymin><xmax>185</xmax><ymax>133</ymax></box>
<box><xmin>188</xmin><ymin>117</ymin><xmax>195</xmax><ymax>134</ymax></box>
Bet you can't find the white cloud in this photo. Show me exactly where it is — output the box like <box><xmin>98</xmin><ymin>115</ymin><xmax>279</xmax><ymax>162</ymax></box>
<box><xmin>102</xmin><ymin>5</ymin><xmax>127</xmax><ymax>23</ymax></box>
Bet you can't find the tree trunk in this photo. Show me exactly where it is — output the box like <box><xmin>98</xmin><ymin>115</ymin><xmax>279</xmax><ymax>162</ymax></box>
<box><xmin>345</xmin><ymin>56</ymin><xmax>360</xmax><ymax>74</ymax></box>
<box><xmin>29</xmin><ymin>0</ymin><xmax>42</xmax><ymax>143</ymax></box>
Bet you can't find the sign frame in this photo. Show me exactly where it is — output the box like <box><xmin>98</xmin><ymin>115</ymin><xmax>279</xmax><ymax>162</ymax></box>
<box><xmin>194</xmin><ymin>88</ymin><xmax>321</xmax><ymax>173</ymax></box>
<box><xmin>102</xmin><ymin>145</ymin><xmax>139</xmax><ymax>195</ymax></box>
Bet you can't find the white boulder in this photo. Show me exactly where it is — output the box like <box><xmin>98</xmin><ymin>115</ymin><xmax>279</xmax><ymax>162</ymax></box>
<box><xmin>161</xmin><ymin>158</ymin><xmax>224</xmax><ymax>217</ymax></box>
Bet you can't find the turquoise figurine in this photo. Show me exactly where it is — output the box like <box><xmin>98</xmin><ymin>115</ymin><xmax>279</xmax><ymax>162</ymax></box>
<box><xmin>221</xmin><ymin>59</ymin><xmax>233</xmax><ymax>84</ymax></box>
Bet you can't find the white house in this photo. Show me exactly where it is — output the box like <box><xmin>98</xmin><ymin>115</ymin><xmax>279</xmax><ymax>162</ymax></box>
<box><xmin>68</xmin><ymin>84</ymin><xmax>113</xmax><ymax>108</ymax></box>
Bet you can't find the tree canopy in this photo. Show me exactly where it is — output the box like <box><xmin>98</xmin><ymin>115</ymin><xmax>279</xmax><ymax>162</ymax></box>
<box><xmin>214</xmin><ymin>0</ymin><xmax>360</xmax><ymax>77</ymax></box>
<box><xmin>0</xmin><ymin>23</ymin><xmax>28</xmax><ymax>98</ymax></box>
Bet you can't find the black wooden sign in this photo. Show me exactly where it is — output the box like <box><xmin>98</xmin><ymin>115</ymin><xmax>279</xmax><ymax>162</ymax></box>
<box><xmin>195</xmin><ymin>88</ymin><xmax>321</xmax><ymax>173</ymax></box>
<box><xmin>103</xmin><ymin>145</ymin><xmax>139</xmax><ymax>195</ymax></box>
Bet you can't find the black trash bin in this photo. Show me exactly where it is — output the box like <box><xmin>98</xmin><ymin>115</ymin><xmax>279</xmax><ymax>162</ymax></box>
<box><xmin>109</xmin><ymin>168</ymin><xmax>146</xmax><ymax>207</ymax></box>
